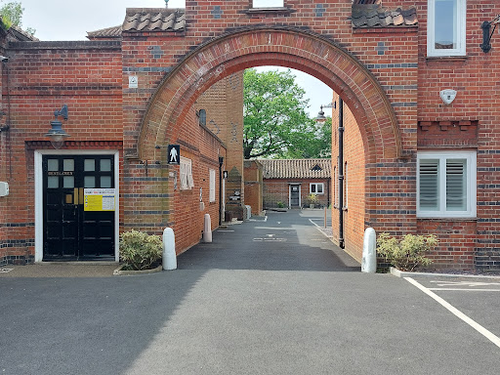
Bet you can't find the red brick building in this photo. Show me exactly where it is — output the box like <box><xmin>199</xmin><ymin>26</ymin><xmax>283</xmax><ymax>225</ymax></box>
<box><xmin>260</xmin><ymin>159</ymin><xmax>331</xmax><ymax>209</ymax></box>
<box><xmin>0</xmin><ymin>1</ymin><xmax>499</xmax><ymax>271</ymax></box>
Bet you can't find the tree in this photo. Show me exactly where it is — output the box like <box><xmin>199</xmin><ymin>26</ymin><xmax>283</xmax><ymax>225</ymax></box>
<box><xmin>243</xmin><ymin>68</ymin><xmax>330</xmax><ymax>159</ymax></box>
<box><xmin>0</xmin><ymin>1</ymin><xmax>35</xmax><ymax>35</ymax></box>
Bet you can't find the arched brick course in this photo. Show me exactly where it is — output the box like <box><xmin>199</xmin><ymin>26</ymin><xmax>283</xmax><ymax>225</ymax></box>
<box><xmin>137</xmin><ymin>27</ymin><xmax>401</xmax><ymax>165</ymax></box>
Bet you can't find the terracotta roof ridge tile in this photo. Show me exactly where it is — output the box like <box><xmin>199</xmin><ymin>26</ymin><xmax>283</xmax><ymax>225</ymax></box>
<box><xmin>352</xmin><ymin>5</ymin><xmax>418</xmax><ymax>29</ymax></box>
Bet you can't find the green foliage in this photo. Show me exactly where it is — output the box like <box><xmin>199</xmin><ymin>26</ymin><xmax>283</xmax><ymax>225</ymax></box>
<box><xmin>1</xmin><ymin>1</ymin><xmax>22</xmax><ymax>28</ymax></box>
<box><xmin>306</xmin><ymin>194</ymin><xmax>319</xmax><ymax>206</ymax></box>
<box><xmin>276</xmin><ymin>201</ymin><xmax>285</xmax><ymax>208</ymax></box>
<box><xmin>243</xmin><ymin>68</ymin><xmax>331</xmax><ymax>159</ymax></box>
<box><xmin>376</xmin><ymin>232</ymin><xmax>438</xmax><ymax>272</ymax></box>
<box><xmin>0</xmin><ymin>1</ymin><xmax>35</xmax><ymax>35</ymax></box>
<box><xmin>119</xmin><ymin>230</ymin><xmax>163</xmax><ymax>270</ymax></box>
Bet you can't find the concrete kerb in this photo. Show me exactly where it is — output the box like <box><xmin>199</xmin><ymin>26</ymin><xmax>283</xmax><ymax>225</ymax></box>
<box><xmin>113</xmin><ymin>264</ymin><xmax>163</xmax><ymax>276</ymax></box>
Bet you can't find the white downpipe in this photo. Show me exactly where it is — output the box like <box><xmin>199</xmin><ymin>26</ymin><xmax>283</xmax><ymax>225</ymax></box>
<box><xmin>362</xmin><ymin>227</ymin><xmax>377</xmax><ymax>273</ymax></box>
<box><xmin>203</xmin><ymin>214</ymin><xmax>213</xmax><ymax>242</ymax></box>
<box><xmin>162</xmin><ymin>228</ymin><xmax>177</xmax><ymax>271</ymax></box>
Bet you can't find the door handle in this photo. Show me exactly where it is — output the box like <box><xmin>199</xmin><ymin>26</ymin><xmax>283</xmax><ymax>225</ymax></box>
<box><xmin>79</xmin><ymin>188</ymin><xmax>84</xmax><ymax>205</ymax></box>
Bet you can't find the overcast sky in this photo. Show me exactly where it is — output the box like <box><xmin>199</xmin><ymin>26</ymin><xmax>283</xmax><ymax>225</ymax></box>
<box><xmin>17</xmin><ymin>0</ymin><xmax>332</xmax><ymax>117</ymax></box>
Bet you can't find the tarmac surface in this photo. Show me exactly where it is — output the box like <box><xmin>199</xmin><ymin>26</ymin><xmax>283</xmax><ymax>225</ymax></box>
<box><xmin>1</xmin><ymin>209</ymin><xmax>499</xmax><ymax>374</ymax></box>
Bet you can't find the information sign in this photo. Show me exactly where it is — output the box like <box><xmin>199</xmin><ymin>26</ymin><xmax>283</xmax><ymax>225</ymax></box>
<box><xmin>84</xmin><ymin>188</ymin><xmax>116</xmax><ymax>211</ymax></box>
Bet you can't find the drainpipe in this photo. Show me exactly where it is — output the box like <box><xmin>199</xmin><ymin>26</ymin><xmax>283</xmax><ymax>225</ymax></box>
<box><xmin>218</xmin><ymin>156</ymin><xmax>224</xmax><ymax>225</ymax></box>
<box><xmin>338</xmin><ymin>98</ymin><xmax>345</xmax><ymax>249</ymax></box>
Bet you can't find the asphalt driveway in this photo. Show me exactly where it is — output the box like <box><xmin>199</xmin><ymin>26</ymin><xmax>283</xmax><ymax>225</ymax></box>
<box><xmin>1</xmin><ymin>210</ymin><xmax>499</xmax><ymax>374</ymax></box>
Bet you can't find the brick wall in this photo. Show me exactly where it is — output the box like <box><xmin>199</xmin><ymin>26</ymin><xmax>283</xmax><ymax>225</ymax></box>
<box><xmin>244</xmin><ymin>160</ymin><xmax>263</xmax><ymax>215</ymax></box>
<box><xmin>2</xmin><ymin>1</ymin><xmax>500</xmax><ymax>270</ymax></box>
<box><xmin>263</xmin><ymin>178</ymin><xmax>331</xmax><ymax>209</ymax></box>
<box><xmin>331</xmin><ymin>92</ymin><xmax>366</xmax><ymax>261</ymax></box>
<box><xmin>194</xmin><ymin>72</ymin><xmax>245</xmax><ymax>220</ymax></box>
<box><xmin>172</xmin><ymin>109</ymin><xmax>226</xmax><ymax>253</ymax></box>
<box><xmin>0</xmin><ymin>41</ymin><xmax>123</xmax><ymax>264</ymax></box>
<box><xmin>415</xmin><ymin>0</ymin><xmax>500</xmax><ymax>270</ymax></box>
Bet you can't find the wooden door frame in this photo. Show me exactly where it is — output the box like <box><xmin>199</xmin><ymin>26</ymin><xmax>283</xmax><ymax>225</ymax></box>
<box><xmin>34</xmin><ymin>150</ymin><xmax>120</xmax><ymax>263</ymax></box>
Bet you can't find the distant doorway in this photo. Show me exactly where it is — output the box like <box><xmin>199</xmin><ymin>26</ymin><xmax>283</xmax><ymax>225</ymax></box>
<box><xmin>289</xmin><ymin>184</ymin><xmax>301</xmax><ymax>208</ymax></box>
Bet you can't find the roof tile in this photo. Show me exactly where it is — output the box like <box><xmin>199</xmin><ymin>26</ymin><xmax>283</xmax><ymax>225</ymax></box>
<box><xmin>352</xmin><ymin>5</ymin><xmax>418</xmax><ymax>29</ymax></box>
<box><xmin>123</xmin><ymin>8</ymin><xmax>185</xmax><ymax>33</ymax></box>
<box><xmin>259</xmin><ymin>159</ymin><xmax>331</xmax><ymax>180</ymax></box>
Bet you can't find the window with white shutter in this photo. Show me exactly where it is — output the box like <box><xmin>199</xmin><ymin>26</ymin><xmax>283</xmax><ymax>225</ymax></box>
<box><xmin>417</xmin><ymin>151</ymin><xmax>475</xmax><ymax>218</ymax></box>
<box><xmin>209</xmin><ymin>169</ymin><xmax>216</xmax><ymax>203</ymax></box>
<box><xmin>180</xmin><ymin>157</ymin><xmax>194</xmax><ymax>191</ymax></box>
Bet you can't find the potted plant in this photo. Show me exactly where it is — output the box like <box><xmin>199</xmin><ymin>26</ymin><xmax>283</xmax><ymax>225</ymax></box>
<box><xmin>306</xmin><ymin>194</ymin><xmax>319</xmax><ymax>208</ymax></box>
<box><xmin>376</xmin><ymin>232</ymin><xmax>437</xmax><ymax>272</ymax></box>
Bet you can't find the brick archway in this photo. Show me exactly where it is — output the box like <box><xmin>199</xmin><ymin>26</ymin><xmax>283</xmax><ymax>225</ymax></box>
<box><xmin>136</xmin><ymin>27</ymin><xmax>401</xmax><ymax>164</ymax></box>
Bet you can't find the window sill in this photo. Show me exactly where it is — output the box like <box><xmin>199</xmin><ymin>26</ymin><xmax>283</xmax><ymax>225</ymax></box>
<box><xmin>416</xmin><ymin>217</ymin><xmax>477</xmax><ymax>222</ymax></box>
<box><xmin>245</xmin><ymin>7</ymin><xmax>294</xmax><ymax>15</ymax></box>
<box><xmin>425</xmin><ymin>55</ymin><xmax>468</xmax><ymax>63</ymax></box>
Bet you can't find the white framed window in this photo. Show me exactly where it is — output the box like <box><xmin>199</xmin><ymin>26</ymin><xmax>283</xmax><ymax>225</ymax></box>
<box><xmin>417</xmin><ymin>151</ymin><xmax>476</xmax><ymax>218</ymax></box>
<box><xmin>180</xmin><ymin>157</ymin><xmax>194</xmax><ymax>191</ymax></box>
<box><xmin>427</xmin><ymin>0</ymin><xmax>466</xmax><ymax>57</ymax></box>
<box><xmin>253</xmin><ymin>0</ymin><xmax>284</xmax><ymax>8</ymax></box>
<box><xmin>209</xmin><ymin>169</ymin><xmax>216</xmax><ymax>203</ymax></box>
<box><xmin>333</xmin><ymin>167</ymin><xmax>337</xmax><ymax>207</ymax></box>
<box><xmin>344</xmin><ymin>162</ymin><xmax>348</xmax><ymax>209</ymax></box>
<box><xmin>310</xmin><ymin>183</ymin><xmax>324</xmax><ymax>195</ymax></box>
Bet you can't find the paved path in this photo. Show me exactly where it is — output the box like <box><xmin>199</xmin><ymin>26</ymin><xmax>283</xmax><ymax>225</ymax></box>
<box><xmin>1</xmin><ymin>210</ymin><xmax>499</xmax><ymax>374</ymax></box>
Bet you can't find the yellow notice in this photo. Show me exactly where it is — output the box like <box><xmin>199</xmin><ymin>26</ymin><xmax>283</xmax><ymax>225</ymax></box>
<box><xmin>84</xmin><ymin>189</ymin><xmax>116</xmax><ymax>211</ymax></box>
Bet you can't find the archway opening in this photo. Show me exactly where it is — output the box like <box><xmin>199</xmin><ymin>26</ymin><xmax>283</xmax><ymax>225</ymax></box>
<box><xmin>132</xmin><ymin>27</ymin><xmax>404</xmax><ymax>261</ymax></box>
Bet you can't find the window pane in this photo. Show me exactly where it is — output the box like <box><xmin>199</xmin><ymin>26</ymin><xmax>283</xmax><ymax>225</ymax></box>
<box><xmin>84</xmin><ymin>159</ymin><xmax>96</xmax><ymax>172</ymax></box>
<box><xmin>317</xmin><ymin>184</ymin><xmax>323</xmax><ymax>194</ymax></box>
<box><xmin>253</xmin><ymin>0</ymin><xmax>284</xmax><ymax>7</ymax></box>
<box><xmin>63</xmin><ymin>176</ymin><xmax>74</xmax><ymax>189</ymax></box>
<box><xmin>435</xmin><ymin>0</ymin><xmax>457</xmax><ymax>50</ymax></box>
<box><xmin>446</xmin><ymin>159</ymin><xmax>466</xmax><ymax>211</ymax></box>
<box><xmin>419</xmin><ymin>159</ymin><xmax>439</xmax><ymax>211</ymax></box>
<box><xmin>85</xmin><ymin>176</ymin><xmax>96</xmax><ymax>188</ymax></box>
<box><xmin>63</xmin><ymin>159</ymin><xmax>74</xmax><ymax>172</ymax></box>
<box><xmin>100</xmin><ymin>159</ymin><xmax>111</xmax><ymax>172</ymax></box>
<box><xmin>48</xmin><ymin>159</ymin><xmax>59</xmax><ymax>172</ymax></box>
<box><xmin>48</xmin><ymin>176</ymin><xmax>59</xmax><ymax>188</ymax></box>
<box><xmin>311</xmin><ymin>184</ymin><xmax>316</xmax><ymax>193</ymax></box>
<box><xmin>100</xmin><ymin>176</ymin><xmax>112</xmax><ymax>188</ymax></box>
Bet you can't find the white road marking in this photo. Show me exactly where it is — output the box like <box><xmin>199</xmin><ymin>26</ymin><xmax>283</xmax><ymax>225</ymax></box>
<box><xmin>405</xmin><ymin>277</ymin><xmax>500</xmax><ymax>349</ymax></box>
<box><xmin>430</xmin><ymin>280</ymin><xmax>500</xmax><ymax>287</ymax></box>
<box><xmin>428</xmin><ymin>288</ymin><xmax>500</xmax><ymax>292</ymax></box>
<box><xmin>252</xmin><ymin>238</ymin><xmax>287</xmax><ymax>242</ymax></box>
<box><xmin>254</xmin><ymin>227</ymin><xmax>294</xmax><ymax>230</ymax></box>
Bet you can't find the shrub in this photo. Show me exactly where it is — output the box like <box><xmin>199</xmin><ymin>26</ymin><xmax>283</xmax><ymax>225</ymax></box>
<box><xmin>376</xmin><ymin>232</ymin><xmax>438</xmax><ymax>272</ymax></box>
<box><xmin>306</xmin><ymin>194</ymin><xmax>319</xmax><ymax>207</ymax></box>
<box><xmin>119</xmin><ymin>230</ymin><xmax>163</xmax><ymax>270</ymax></box>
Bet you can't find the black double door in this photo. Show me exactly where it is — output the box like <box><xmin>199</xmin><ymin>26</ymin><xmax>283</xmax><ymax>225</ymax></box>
<box><xmin>43</xmin><ymin>155</ymin><xmax>115</xmax><ymax>260</ymax></box>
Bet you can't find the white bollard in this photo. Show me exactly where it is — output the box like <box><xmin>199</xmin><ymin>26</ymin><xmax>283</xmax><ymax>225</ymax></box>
<box><xmin>361</xmin><ymin>227</ymin><xmax>377</xmax><ymax>273</ymax></box>
<box><xmin>245</xmin><ymin>205</ymin><xmax>252</xmax><ymax>220</ymax></box>
<box><xmin>203</xmin><ymin>214</ymin><xmax>212</xmax><ymax>243</ymax></box>
<box><xmin>162</xmin><ymin>227</ymin><xmax>177</xmax><ymax>271</ymax></box>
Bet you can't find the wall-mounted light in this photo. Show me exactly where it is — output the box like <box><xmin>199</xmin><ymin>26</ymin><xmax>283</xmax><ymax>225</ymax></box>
<box><xmin>45</xmin><ymin>105</ymin><xmax>69</xmax><ymax>149</ymax></box>
<box><xmin>315</xmin><ymin>102</ymin><xmax>336</xmax><ymax>123</ymax></box>
<box><xmin>481</xmin><ymin>14</ymin><xmax>500</xmax><ymax>53</ymax></box>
